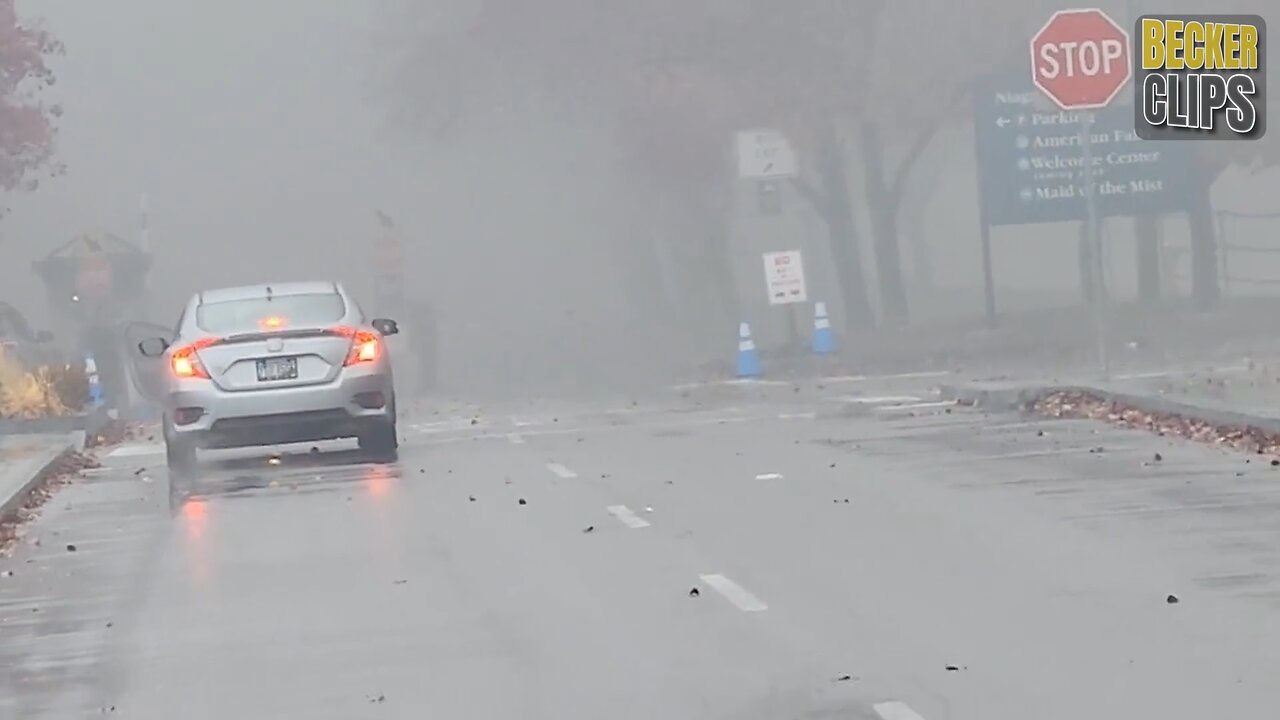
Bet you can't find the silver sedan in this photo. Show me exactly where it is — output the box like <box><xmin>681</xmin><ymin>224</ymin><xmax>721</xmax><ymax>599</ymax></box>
<box><xmin>138</xmin><ymin>281</ymin><xmax>400</xmax><ymax>474</ymax></box>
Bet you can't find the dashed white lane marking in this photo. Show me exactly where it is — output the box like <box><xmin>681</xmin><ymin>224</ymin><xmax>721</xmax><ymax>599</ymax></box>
<box><xmin>873</xmin><ymin>701</ymin><xmax>927</xmax><ymax>720</ymax></box>
<box><xmin>699</xmin><ymin>573</ymin><xmax>768</xmax><ymax>612</ymax></box>
<box><xmin>755</xmin><ymin>473</ymin><xmax>784</xmax><ymax>480</ymax></box>
<box><xmin>106</xmin><ymin>443</ymin><xmax>164</xmax><ymax>458</ymax></box>
<box><xmin>874</xmin><ymin>400</ymin><xmax>957</xmax><ymax>412</ymax></box>
<box><xmin>778</xmin><ymin>412</ymin><xmax>817</xmax><ymax>420</ymax></box>
<box><xmin>546</xmin><ymin>463</ymin><xmax>578</xmax><ymax>479</ymax></box>
<box><xmin>607</xmin><ymin>505</ymin><xmax>650</xmax><ymax>529</ymax></box>
<box><xmin>508</xmin><ymin>434</ymin><xmax>526</xmax><ymax>444</ymax></box>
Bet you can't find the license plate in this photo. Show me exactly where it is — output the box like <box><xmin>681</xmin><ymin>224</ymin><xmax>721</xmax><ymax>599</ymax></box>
<box><xmin>256</xmin><ymin>357</ymin><xmax>298</xmax><ymax>382</ymax></box>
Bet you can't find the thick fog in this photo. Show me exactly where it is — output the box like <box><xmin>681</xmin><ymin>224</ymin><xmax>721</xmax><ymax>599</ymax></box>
<box><xmin>3</xmin><ymin>0</ymin><xmax>1277</xmax><ymax>400</ymax></box>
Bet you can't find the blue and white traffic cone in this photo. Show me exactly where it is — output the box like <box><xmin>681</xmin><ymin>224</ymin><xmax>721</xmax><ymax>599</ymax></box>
<box><xmin>736</xmin><ymin>322</ymin><xmax>761</xmax><ymax>378</ymax></box>
<box><xmin>85</xmin><ymin>353</ymin><xmax>104</xmax><ymax>409</ymax></box>
<box><xmin>812</xmin><ymin>301</ymin><xmax>834</xmax><ymax>354</ymax></box>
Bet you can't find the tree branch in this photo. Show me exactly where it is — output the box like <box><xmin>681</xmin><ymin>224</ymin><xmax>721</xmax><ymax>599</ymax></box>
<box><xmin>887</xmin><ymin>82</ymin><xmax>970</xmax><ymax>203</ymax></box>
<box><xmin>790</xmin><ymin>175</ymin><xmax>829</xmax><ymax>218</ymax></box>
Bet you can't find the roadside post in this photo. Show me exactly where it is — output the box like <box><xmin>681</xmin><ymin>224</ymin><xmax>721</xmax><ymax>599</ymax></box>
<box><xmin>1029</xmin><ymin>8</ymin><xmax>1133</xmax><ymax>377</ymax></box>
<box><xmin>736</xmin><ymin>130</ymin><xmax>807</xmax><ymax>349</ymax></box>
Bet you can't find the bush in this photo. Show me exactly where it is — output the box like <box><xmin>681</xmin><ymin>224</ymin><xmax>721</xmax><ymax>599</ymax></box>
<box><xmin>0</xmin><ymin>349</ymin><xmax>85</xmax><ymax>418</ymax></box>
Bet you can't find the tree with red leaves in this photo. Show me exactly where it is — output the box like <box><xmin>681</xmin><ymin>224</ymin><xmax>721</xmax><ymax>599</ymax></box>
<box><xmin>0</xmin><ymin>0</ymin><xmax>63</xmax><ymax>212</ymax></box>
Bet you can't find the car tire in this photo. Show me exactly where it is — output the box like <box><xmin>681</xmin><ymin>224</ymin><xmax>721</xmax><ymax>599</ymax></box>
<box><xmin>358</xmin><ymin>420</ymin><xmax>398</xmax><ymax>461</ymax></box>
<box><xmin>164</xmin><ymin>419</ymin><xmax>197</xmax><ymax>478</ymax></box>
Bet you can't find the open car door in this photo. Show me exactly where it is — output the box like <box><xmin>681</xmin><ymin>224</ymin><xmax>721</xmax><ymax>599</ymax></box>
<box><xmin>122</xmin><ymin>321</ymin><xmax>174</xmax><ymax>405</ymax></box>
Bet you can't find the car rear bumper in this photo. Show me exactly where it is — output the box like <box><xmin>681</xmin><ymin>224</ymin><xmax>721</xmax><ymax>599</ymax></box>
<box><xmin>164</xmin><ymin>368</ymin><xmax>394</xmax><ymax>448</ymax></box>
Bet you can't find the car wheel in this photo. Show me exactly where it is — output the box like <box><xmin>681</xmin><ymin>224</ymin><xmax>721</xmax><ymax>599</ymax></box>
<box><xmin>166</xmin><ymin>435</ymin><xmax>196</xmax><ymax>473</ymax></box>
<box><xmin>358</xmin><ymin>420</ymin><xmax>398</xmax><ymax>461</ymax></box>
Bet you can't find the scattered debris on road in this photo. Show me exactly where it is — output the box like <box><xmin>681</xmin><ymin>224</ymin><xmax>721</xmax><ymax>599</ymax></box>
<box><xmin>582</xmin><ymin>526</ymin><xmax>594</xmax><ymax>534</ymax></box>
<box><xmin>1167</xmin><ymin>594</ymin><xmax>1180</xmax><ymax>604</ymax></box>
<box><xmin>518</xmin><ymin>498</ymin><xmax>527</xmax><ymax>506</ymax></box>
<box><xmin>688</xmin><ymin>587</ymin><xmax>700</xmax><ymax>597</ymax></box>
<box><xmin>65</xmin><ymin>543</ymin><xmax>76</xmax><ymax>552</ymax></box>
<box><xmin>832</xmin><ymin>674</ymin><xmax>857</xmax><ymax>682</ymax></box>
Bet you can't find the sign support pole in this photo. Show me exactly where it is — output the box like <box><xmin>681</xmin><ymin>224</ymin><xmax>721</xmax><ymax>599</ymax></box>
<box><xmin>979</xmin><ymin>206</ymin><xmax>997</xmax><ymax>329</ymax></box>
<box><xmin>1080</xmin><ymin>113</ymin><xmax>1109</xmax><ymax>377</ymax></box>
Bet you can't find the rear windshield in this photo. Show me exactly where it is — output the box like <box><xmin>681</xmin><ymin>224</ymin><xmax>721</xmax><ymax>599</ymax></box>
<box><xmin>196</xmin><ymin>293</ymin><xmax>346</xmax><ymax>334</ymax></box>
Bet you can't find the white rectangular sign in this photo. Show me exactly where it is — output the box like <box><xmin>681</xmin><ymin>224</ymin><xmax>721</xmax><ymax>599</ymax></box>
<box><xmin>736</xmin><ymin>130</ymin><xmax>798</xmax><ymax>179</ymax></box>
<box><xmin>762</xmin><ymin>250</ymin><xmax>807</xmax><ymax>305</ymax></box>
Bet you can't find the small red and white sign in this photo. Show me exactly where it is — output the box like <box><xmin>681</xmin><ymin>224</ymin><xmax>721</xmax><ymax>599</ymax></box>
<box><xmin>75</xmin><ymin>253</ymin><xmax>113</xmax><ymax>299</ymax></box>
<box><xmin>762</xmin><ymin>250</ymin><xmax>807</xmax><ymax>305</ymax></box>
<box><xmin>1030</xmin><ymin>8</ymin><xmax>1132</xmax><ymax>110</ymax></box>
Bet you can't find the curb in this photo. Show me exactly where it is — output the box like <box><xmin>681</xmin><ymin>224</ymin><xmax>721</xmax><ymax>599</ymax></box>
<box><xmin>940</xmin><ymin>381</ymin><xmax>1280</xmax><ymax>436</ymax></box>
<box><xmin>0</xmin><ymin>437</ymin><xmax>77</xmax><ymax>523</ymax></box>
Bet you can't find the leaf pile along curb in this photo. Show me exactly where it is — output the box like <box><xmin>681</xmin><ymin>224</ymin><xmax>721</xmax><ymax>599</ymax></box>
<box><xmin>1034</xmin><ymin>390</ymin><xmax>1280</xmax><ymax>457</ymax></box>
<box><xmin>0</xmin><ymin>451</ymin><xmax>99</xmax><ymax>557</ymax></box>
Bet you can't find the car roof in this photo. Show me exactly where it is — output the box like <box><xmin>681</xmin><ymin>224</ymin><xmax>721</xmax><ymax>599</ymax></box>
<box><xmin>197</xmin><ymin>281</ymin><xmax>341</xmax><ymax>304</ymax></box>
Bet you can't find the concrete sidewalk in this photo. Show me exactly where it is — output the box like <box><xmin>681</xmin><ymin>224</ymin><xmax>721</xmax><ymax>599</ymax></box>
<box><xmin>0</xmin><ymin>433</ymin><xmax>83</xmax><ymax>520</ymax></box>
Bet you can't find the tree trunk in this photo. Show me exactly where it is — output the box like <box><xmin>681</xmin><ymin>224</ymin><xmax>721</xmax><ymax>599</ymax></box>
<box><xmin>1187</xmin><ymin>164</ymin><xmax>1220</xmax><ymax>312</ymax></box>
<box><xmin>903</xmin><ymin>156</ymin><xmax>939</xmax><ymax>303</ymax></box>
<box><xmin>859</xmin><ymin>121</ymin><xmax>909</xmax><ymax>325</ymax></box>
<box><xmin>1134</xmin><ymin>214</ymin><xmax>1161</xmax><ymax>303</ymax></box>
<box><xmin>814</xmin><ymin>122</ymin><xmax>874</xmax><ymax>330</ymax></box>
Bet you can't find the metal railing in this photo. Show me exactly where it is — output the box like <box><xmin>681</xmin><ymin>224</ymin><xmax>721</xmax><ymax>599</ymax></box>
<box><xmin>1216</xmin><ymin>210</ymin><xmax>1280</xmax><ymax>295</ymax></box>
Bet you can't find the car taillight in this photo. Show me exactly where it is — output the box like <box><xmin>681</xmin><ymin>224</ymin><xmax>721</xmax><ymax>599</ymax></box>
<box><xmin>171</xmin><ymin>338</ymin><xmax>218</xmax><ymax>379</ymax></box>
<box><xmin>344</xmin><ymin>330</ymin><xmax>380</xmax><ymax>366</ymax></box>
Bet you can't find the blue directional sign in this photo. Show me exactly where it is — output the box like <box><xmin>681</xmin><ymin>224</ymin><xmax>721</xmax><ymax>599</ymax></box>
<box><xmin>974</xmin><ymin>71</ymin><xmax>1196</xmax><ymax>227</ymax></box>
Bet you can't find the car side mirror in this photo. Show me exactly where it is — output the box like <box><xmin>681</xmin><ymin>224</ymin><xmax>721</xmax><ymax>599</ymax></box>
<box><xmin>34</xmin><ymin>330</ymin><xmax>54</xmax><ymax>343</ymax></box>
<box><xmin>372</xmin><ymin>318</ymin><xmax>399</xmax><ymax>336</ymax></box>
<box><xmin>138</xmin><ymin>337</ymin><xmax>170</xmax><ymax>358</ymax></box>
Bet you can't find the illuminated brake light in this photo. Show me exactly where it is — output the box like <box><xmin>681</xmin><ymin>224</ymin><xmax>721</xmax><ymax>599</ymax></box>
<box><xmin>259</xmin><ymin>315</ymin><xmax>287</xmax><ymax>330</ymax></box>
<box><xmin>343</xmin><ymin>330</ymin><xmax>380</xmax><ymax>366</ymax></box>
<box><xmin>171</xmin><ymin>337</ymin><xmax>218</xmax><ymax>379</ymax></box>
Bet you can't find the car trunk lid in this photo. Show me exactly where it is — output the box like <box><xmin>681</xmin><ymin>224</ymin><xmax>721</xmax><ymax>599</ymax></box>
<box><xmin>196</xmin><ymin>327</ymin><xmax>353</xmax><ymax>391</ymax></box>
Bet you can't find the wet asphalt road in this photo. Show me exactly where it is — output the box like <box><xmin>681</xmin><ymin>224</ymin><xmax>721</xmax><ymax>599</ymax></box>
<box><xmin>4</xmin><ymin>376</ymin><xmax>1280</xmax><ymax>719</ymax></box>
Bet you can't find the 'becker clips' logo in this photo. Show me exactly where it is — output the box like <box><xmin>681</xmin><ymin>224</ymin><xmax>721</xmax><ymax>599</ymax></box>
<box><xmin>1136</xmin><ymin>15</ymin><xmax>1266</xmax><ymax>140</ymax></box>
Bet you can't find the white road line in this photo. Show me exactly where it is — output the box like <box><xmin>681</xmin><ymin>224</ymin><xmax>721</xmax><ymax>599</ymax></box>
<box><xmin>840</xmin><ymin>395</ymin><xmax>923</xmax><ymax>404</ymax></box>
<box><xmin>106</xmin><ymin>444</ymin><xmax>164</xmax><ymax>458</ymax></box>
<box><xmin>778</xmin><ymin>412</ymin><xmax>817</xmax><ymax>419</ymax></box>
<box><xmin>755</xmin><ymin>473</ymin><xmax>784</xmax><ymax>480</ymax></box>
<box><xmin>607</xmin><ymin>505</ymin><xmax>650</xmax><ymax>528</ymax></box>
<box><xmin>671</xmin><ymin>379</ymin><xmax>791</xmax><ymax>390</ymax></box>
<box><xmin>546</xmin><ymin>462</ymin><xmax>578</xmax><ymax>479</ymax></box>
<box><xmin>874</xmin><ymin>400</ymin><xmax>957</xmax><ymax>412</ymax></box>
<box><xmin>699</xmin><ymin>573</ymin><xmax>768</xmax><ymax>612</ymax></box>
<box><xmin>873</xmin><ymin>701</ymin><xmax>927</xmax><ymax>720</ymax></box>
<box><xmin>824</xmin><ymin>371</ymin><xmax>951</xmax><ymax>383</ymax></box>
<box><xmin>967</xmin><ymin>445</ymin><xmax>1133</xmax><ymax>461</ymax></box>
<box><xmin>508</xmin><ymin>434</ymin><xmax>526</xmax><ymax>444</ymax></box>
